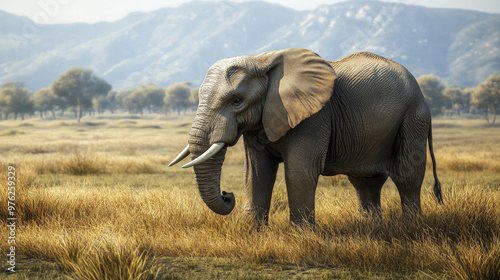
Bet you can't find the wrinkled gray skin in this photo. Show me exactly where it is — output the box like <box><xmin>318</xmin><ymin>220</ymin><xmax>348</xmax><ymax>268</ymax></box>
<box><xmin>172</xmin><ymin>48</ymin><xmax>442</xmax><ymax>225</ymax></box>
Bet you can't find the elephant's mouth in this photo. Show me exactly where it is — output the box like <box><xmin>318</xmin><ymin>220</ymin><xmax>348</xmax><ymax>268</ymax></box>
<box><xmin>229</xmin><ymin>128</ymin><xmax>244</xmax><ymax>146</ymax></box>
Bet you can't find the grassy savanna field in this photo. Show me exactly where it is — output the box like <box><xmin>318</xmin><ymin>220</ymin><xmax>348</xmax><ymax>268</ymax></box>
<box><xmin>0</xmin><ymin>114</ymin><xmax>499</xmax><ymax>279</ymax></box>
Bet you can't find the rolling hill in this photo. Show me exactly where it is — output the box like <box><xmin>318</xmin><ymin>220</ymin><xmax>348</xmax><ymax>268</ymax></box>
<box><xmin>0</xmin><ymin>0</ymin><xmax>499</xmax><ymax>91</ymax></box>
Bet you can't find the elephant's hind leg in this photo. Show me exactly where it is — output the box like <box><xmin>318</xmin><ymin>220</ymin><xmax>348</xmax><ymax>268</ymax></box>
<box><xmin>393</xmin><ymin>172</ymin><xmax>424</xmax><ymax>215</ymax></box>
<box><xmin>348</xmin><ymin>174</ymin><xmax>388</xmax><ymax>219</ymax></box>
<box><xmin>391</xmin><ymin>110</ymin><xmax>429</xmax><ymax>215</ymax></box>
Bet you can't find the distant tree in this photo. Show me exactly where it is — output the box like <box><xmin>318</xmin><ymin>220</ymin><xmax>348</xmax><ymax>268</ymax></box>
<box><xmin>471</xmin><ymin>75</ymin><xmax>500</xmax><ymax>124</ymax></box>
<box><xmin>51</xmin><ymin>68</ymin><xmax>111</xmax><ymax>122</ymax></box>
<box><xmin>461</xmin><ymin>87</ymin><xmax>474</xmax><ymax>114</ymax></box>
<box><xmin>116</xmin><ymin>90</ymin><xmax>134</xmax><ymax>113</ymax></box>
<box><xmin>116</xmin><ymin>85</ymin><xmax>165</xmax><ymax>116</ymax></box>
<box><xmin>0</xmin><ymin>82</ymin><xmax>33</xmax><ymax>120</ymax></box>
<box><xmin>131</xmin><ymin>91</ymin><xmax>146</xmax><ymax>117</ymax></box>
<box><xmin>32</xmin><ymin>88</ymin><xmax>57</xmax><ymax>118</ymax></box>
<box><xmin>80</xmin><ymin>97</ymin><xmax>94</xmax><ymax>117</ymax></box>
<box><xmin>189</xmin><ymin>87</ymin><xmax>199</xmax><ymax>107</ymax></box>
<box><xmin>92</xmin><ymin>95</ymin><xmax>109</xmax><ymax>115</ymax></box>
<box><xmin>0</xmin><ymin>99</ymin><xmax>4</xmax><ymax>120</ymax></box>
<box><xmin>164</xmin><ymin>82</ymin><xmax>191</xmax><ymax>114</ymax></box>
<box><xmin>106</xmin><ymin>91</ymin><xmax>118</xmax><ymax>114</ymax></box>
<box><xmin>138</xmin><ymin>84</ymin><xmax>165</xmax><ymax>113</ymax></box>
<box><xmin>443</xmin><ymin>86</ymin><xmax>464</xmax><ymax>118</ymax></box>
<box><xmin>417</xmin><ymin>75</ymin><xmax>446</xmax><ymax>116</ymax></box>
<box><xmin>122</xmin><ymin>90</ymin><xmax>146</xmax><ymax>117</ymax></box>
<box><xmin>53</xmin><ymin>96</ymin><xmax>70</xmax><ymax>117</ymax></box>
<box><xmin>1</xmin><ymin>82</ymin><xmax>25</xmax><ymax>89</ymax></box>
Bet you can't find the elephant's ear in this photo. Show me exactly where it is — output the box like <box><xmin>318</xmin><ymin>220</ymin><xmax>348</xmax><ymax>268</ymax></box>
<box><xmin>256</xmin><ymin>48</ymin><xmax>336</xmax><ymax>142</ymax></box>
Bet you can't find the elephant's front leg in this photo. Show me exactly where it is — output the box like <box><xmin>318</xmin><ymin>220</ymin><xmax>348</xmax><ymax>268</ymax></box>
<box><xmin>280</xmin><ymin>116</ymin><xmax>330</xmax><ymax>225</ymax></box>
<box><xmin>284</xmin><ymin>165</ymin><xmax>320</xmax><ymax>225</ymax></box>
<box><xmin>243</xmin><ymin>134</ymin><xmax>280</xmax><ymax>225</ymax></box>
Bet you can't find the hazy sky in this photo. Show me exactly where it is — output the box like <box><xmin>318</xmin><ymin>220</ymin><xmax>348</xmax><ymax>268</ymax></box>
<box><xmin>2</xmin><ymin>0</ymin><xmax>500</xmax><ymax>24</ymax></box>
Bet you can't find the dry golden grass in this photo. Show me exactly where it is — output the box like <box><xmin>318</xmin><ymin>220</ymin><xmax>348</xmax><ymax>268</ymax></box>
<box><xmin>53</xmin><ymin>240</ymin><xmax>160</xmax><ymax>280</ymax></box>
<box><xmin>0</xmin><ymin>114</ymin><xmax>499</xmax><ymax>279</ymax></box>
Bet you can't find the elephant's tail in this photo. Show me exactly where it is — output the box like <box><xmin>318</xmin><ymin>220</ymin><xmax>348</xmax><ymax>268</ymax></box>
<box><xmin>428</xmin><ymin>126</ymin><xmax>443</xmax><ymax>204</ymax></box>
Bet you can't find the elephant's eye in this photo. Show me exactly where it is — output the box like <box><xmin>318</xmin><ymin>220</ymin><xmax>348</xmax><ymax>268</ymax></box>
<box><xmin>233</xmin><ymin>98</ymin><xmax>243</xmax><ymax>106</ymax></box>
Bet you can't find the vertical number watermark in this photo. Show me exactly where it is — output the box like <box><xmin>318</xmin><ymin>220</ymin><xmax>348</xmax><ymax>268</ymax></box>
<box><xmin>6</xmin><ymin>165</ymin><xmax>16</xmax><ymax>273</ymax></box>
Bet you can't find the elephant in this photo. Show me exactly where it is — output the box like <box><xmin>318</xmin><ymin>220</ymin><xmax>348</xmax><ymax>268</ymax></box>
<box><xmin>169</xmin><ymin>48</ymin><xmax>443</xmax><ymax>225</ymax></box>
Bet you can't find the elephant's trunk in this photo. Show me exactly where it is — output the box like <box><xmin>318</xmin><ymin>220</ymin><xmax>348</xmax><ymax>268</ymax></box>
<box><xmin>189</xmin><ymin>127</ymin><xmax>235</xmax><ymax>215</ymax></box>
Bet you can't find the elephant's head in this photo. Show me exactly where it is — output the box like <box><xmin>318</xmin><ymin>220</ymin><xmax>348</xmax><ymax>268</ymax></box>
<box><xmin>169</xmin><ymin>48</ymin><xmax>336</xmax><ymax>215</ymax></box>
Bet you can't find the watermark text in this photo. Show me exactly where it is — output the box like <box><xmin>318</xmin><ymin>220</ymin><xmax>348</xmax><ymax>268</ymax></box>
<box><xmin>6</xmin><ymin>165</ymin><xmax>16</xmax><ymax>273</ymax></box>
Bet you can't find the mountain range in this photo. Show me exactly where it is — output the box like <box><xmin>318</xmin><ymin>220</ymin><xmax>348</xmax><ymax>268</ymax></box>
<box><xmin>0</xmin><ymin>0</ymin><xmax>499</xmax><ymax>91</ymax></box>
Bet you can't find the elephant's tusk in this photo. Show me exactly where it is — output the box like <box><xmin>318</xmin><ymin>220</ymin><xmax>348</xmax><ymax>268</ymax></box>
<box><xmin>168</xmin><ymin>145</ymin><xmax>191</xmax><ymax>167</ymax></box>
<box><xmin>182</xmin><ymin>142</ymin><xmax>225</xmax><ymax>168</ymax></box>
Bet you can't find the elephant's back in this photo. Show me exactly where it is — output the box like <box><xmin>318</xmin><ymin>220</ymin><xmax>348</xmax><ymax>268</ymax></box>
<box><xmin>330</xmin><ymin>52</ymin><xmax>423</xmax><ymax>102</ymax></box>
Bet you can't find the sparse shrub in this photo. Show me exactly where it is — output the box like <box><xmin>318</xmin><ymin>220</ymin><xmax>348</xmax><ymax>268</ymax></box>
<box><xmin>450</xmin><ymin>240</ymin><xmax>500</xmax><ymax>280</ymax></box>
<box><xmin>329</xmin><ymin>174</ymin><xmax>350</xmax><ymax>188</ymax></box>
<box><xmin>111</xmin><ymin>159</ymin><xmax>159</xmax><ymax>174</ymax></box>
<box><xmin>0</xmin><ymin>164</ymin><xmax>38</xmax><ymax>223</ymax></box>
<box><xmin>62</xmin><ymin>151</ymin><xmax>103</xmax><ymax>175</ymax></box>
<box><xmin>31</xmin><ymin>151</ymin><xmax>160</xmax><ymax>175</ymax></box>
<box><xmin>52</xmin><ymin>237</ymin><xmax>83</xmax><ymax>273</ymax></box>
<box><xmin>0</xmin><ymin>129</ymin><xmax>24</xmax><ymax>136</ymax></box>
<box><xmin>54</xmin><ymin>241</ymin><xmax>160</xmax><ymax>280</ymax></box>
<box><xmin>17</xmin><ymin>145</ymin><xmax>51</xmax><ymax>154</ymax></box>
<box><xmin>443</xmin><ymin>154</ymin><xmax>486</xmax><ymax>172</ymax></box>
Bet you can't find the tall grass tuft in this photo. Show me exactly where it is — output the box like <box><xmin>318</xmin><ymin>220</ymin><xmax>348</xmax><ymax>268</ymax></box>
<box><xmin>63</xmin><ymin>151</ymin><xmax>103</xmax><ymax>175</ymax></box>
<box><xmin>52</xmin><ymin>236</ymin><xmax>83</xmax><ymax>273</ymax></box>
<box><xmin>30</xmin><ymin>151</ymin><xmax>160</xmax><ymax>175</ymax></box>
<box><xmin>450</xmin><ymin>239</ymin><xmax>500</xmax><ymax>280</ymax></box>
<box><xmin>53</xmin><ymin>239</ymin><xmax>160</xmax><ymax>280</ymax></box>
